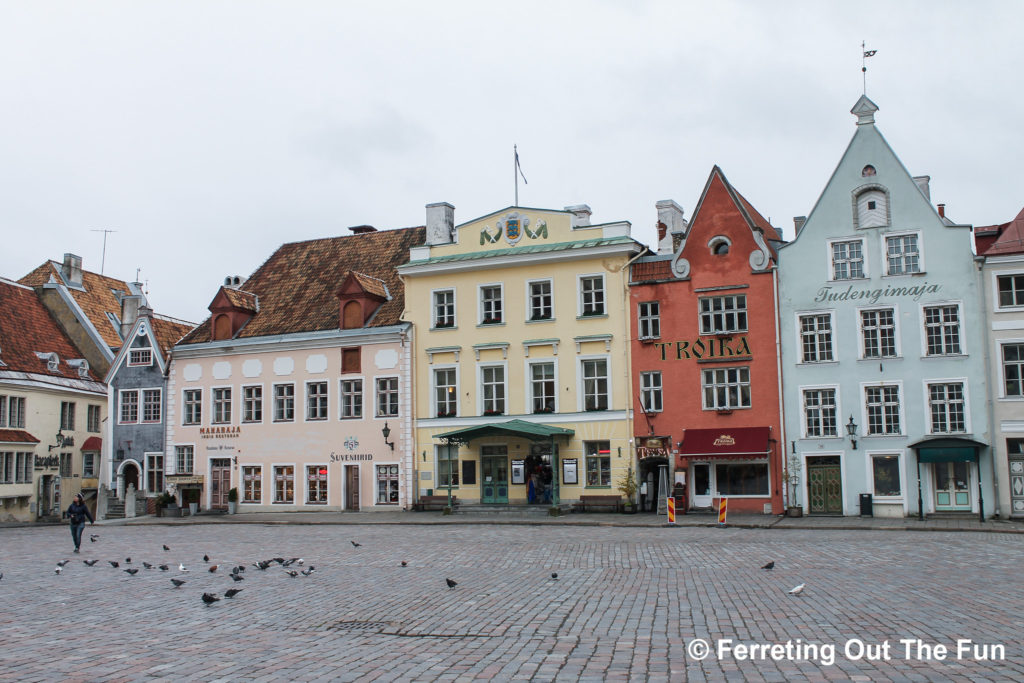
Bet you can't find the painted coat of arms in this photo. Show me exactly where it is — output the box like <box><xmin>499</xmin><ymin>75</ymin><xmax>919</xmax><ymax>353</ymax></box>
<box><xmin>497</xmin><ymin>212</ymin><xmax>527</xmax><ymax>246</ymax></box>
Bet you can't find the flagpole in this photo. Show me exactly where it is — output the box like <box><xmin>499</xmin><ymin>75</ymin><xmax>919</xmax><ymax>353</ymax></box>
<box><xmin>514</xmin><ymin>144</ymin><xmax>519</xmax><ymax>207</ymax></box>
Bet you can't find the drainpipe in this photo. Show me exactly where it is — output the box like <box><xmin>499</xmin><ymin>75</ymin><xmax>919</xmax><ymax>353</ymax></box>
<box><xmin>772</xmin><ymin>265</ymin><xmax>789</xmax><ymax>512</ymax></box>
<box><xmin>621</xmin><ymin>245</ymin><xmax>651</xmax><ymax>509</ymax></box>
<box><xmin>976</xmin><ymin>252</ymin><xmax>995</xmax><ymax>522</ymax></box>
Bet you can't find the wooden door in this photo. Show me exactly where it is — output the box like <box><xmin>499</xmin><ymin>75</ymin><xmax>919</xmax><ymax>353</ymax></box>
<box><xmin>345</xmin><ymin>465</ymin><xmax>360</xmax><ymax>511</ymax></box>
<box><xmin>210</xmin><ymin>459</ymin><xmax>232</xmax><ymax>509</ymax></box>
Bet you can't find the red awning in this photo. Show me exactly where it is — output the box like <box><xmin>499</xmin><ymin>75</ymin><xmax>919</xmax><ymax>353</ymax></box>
<box><xmin>677</xmin><ymin>427</ymin><xmax>771</xmax><ymax>464</ymax></box>
<box><xmin>82</xmin><ymin>436</ymin><xmax>102</xmax><ymax>451</ymax></box>
<box><xmin>0</xmin><ymin>429</ymin><xmax>40</xmax><ymax>444</ymax></box>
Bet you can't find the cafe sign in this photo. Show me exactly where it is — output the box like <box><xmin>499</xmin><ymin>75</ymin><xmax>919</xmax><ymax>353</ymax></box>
<box><xmin>636</xmin><ymin>436</ymin><xmax>671</xmax><ymax>459</ymax></box>
<box><xmin>167</xmin><ymin>475</ymin><xmax>205</xmax><ymax>485</ymax></box>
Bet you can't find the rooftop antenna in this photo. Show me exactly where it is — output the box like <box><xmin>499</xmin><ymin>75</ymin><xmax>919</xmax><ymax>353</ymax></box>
<box><xmin>514</xmin><ymin>144</ymin><xmax>528</xmax><ymax>207</ymax></box>
<box><xmin>861</xmin><ymin>41</ymin><xmax>877</xmax><ymax>95</ymax></box>
<box><xmin>91</xmin><ymin>229</ymin><xmax>117</xmax><ymax>275</ymax></box>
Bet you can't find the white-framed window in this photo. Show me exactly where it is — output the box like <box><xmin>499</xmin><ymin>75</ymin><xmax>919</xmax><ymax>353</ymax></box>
<box><xmin>581</xmin><ymin>358</ymin><xmax>609</xmax><ymax>411</ymax></box>
<box><xmin>147</xmin><ymin>453</ymin><xmax>164</xmax><ymax>493</ymax></box>
<box><xmin>702</xmin><ymin>366</ymin><xmax>751</xmax><ymax>410</ymax></box>
<box><xmin>923</xmin><ymin>304</ymin><xmax>962</xmax><ymax>356</ymax></box>
<box><xmin>87</xmin><ymin>404</ymin><xmax>101</xmax><ymax>432</ymax></box>
<box><xmin>830</xmin><ymin>238</ymin><xmax>866</xmax><ymax>280</ymax></box>
<box><xmin>870</xmin><ymin>453</ymin><xmax>903</xmax><ymax>498</ymax></box>
<box><xmin>640</xmin><ymin>371</ymin><xmax>663</xmax><ymax>413</ymax></box>
<box><xmin>480</xmin><ymin>365</ymin><xmax>506</xmax><ymax>416</ymax></box>
<box><xmin>700</xmin><ymin>295</ymin><xmax>748</xmax><ymax>334</ymax></box>
<box><xmin>128</xmin><ymin>348</ymin><xmax>153</xmax><ymax>366</ymax></box>
<box><xmin>175</xmin><ymin>445</ymin><xmax>194</xmax><ymax>474</ymax></box>
<box><xmin>306</xmin><ymin>464</ymin><xmax>328</xmax><ymax>504</ymax></box>
<box><xmin>1003</xmin><ymin>342</ymin><xmax>1024</xmax><ymax>398</ymax></box>
<box><xmin>885</xmin><ymin>233</ymin><xmax>922</xmax><ymax>275</ymax></box>
<box><xmin>183</xmin><ymin>389</ymin><xmax>202</xmax><ymax>425</ymax></box>
<box><xmin>579</xmin><ymin>275</ymin><xmax>605</xmax><ymax>316</ymax></box>
<box><xmin>855</xmin><ymin>188</ymin><xmax>889</xmax><ymax>229</ymax></box>
<box><xmin>376</xmin><ymin>377</ymin><xmax>399</xmax><ymax>417</ymax></box>
<box><xmin>860</xmin><ymin>308</ymin><xmax>897</xmax><ymax>358</ymax></box>
<box><xmin>273</xmin><ymin>465</ymin><xmax>295</xmax><ymax>503</ymax></box>
<box><xmin>996</xmin><ymin>273</ymin><xmax>1024</xmax><ymax>309</ymax></box>
<box><xmin>0</xmin><ymin>396</ymin><xmax>25</xmax><ymax>429</ymax></box>
<box><xmin>80</xmin><ymin>452</ymin><xmax>94</xmax><ymax>477</ymax></box>
<box><xmin>529</xmin><ymin>362</ymin><xmax>556</xmax><ymax>414</ymax></box>
<box><xmin>528</xmin><ymin>280</ymin><xmax>553</xmax><ymax>321</ymax></box>
<box><xmin>479</xmin><ymin>284</ymin><xmax>503</xmax><ymax>325</ymax></box>
<box><xmin>242</xmin><ymin>465</ymin><xmax>262</xmax><ymax>503</ymax></box>
<box><xmin>798</xmin><ymin>313</ymin><xmax>834</xmax><ymax>363</ymax></box>
<box><xmin>273</xmin><ymin>383</ymin><xmax>295</xmax><ymax>422</ymax></box>
<box><xmin>865</xmin><ymin>384</ymin><xmax>901</xmax><ymax>435</ymax></box>
<box><xmin>306</xmin><ymin>381</ymin><xmax>328</xmax><ymax>421</ymax></box>
<box><xmin>433</xmin><ymin>367</ymin><xmax>458</xmax><ymax>418</ymax></box>
<box><xmin>119</xmin><ymin>390</ymin><xmax>139</xmax><ymax>424</ymax></box>
<box><xmin>927</xmin><ymin>381</ymin><xmax>967</xmax><ymax>434</ymax></box>
<box><xmin>60</xmin><ymin>401</ymin><xmax>76</xmax><ymax>430</ymax></box>
<box><xmin>212</xmin><ymin>387</ymin><xmax>232</xmax><ymax>424</ymax></box>
<box><xmin>242</xmin><ymin>385</ymin><xmax>263</xmax><ymax>423</ymax></box>
<box><xmin>802</xmin><ymin>387</ymin><xmax>838</xmax><ymax>438</ymax></box>
<box><xmin>437</xmin><ymin>445</ymin><xmax>459</xmax><ymax>488</ymax></box>
<box><xmin>376</xmin><ymin>464</ymin><xmax>400</xmax><ymax>504</ymax></box>
<box><xmin>433</xmin><ymin>289</ymin><xmax>456</xmax><ymax>329</ymax></box>
<box><xmin>340</xmin><ymin>379</ymin><xmax>363</xmax><ymax>419</ymax></box>
<box><xmin>142</xmin><ymin>389</ymin><xmax>162</xmax><ymax>423</ymax></box>
<box><xmin>15</xmin><ymin>451</ymin><xmax>33</xmax><ymax>483</ymax></box>
<box><xmin>584</xmin><ymin>440</ymin><xmax>611</xmax><ymax>487</ymax></box>
<box><xmin>638</xmin><ymin>301</ymin><xmax>661</xmax><ymax>339</ymax></box>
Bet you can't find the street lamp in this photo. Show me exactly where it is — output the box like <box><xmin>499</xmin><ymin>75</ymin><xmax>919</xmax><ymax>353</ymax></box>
<box><xmin>846</xmin><ymin>416</ymin><xmax>859</xmax><ymax>450</ymax></box>
<box><xmin>381</xmin><ymin>422</ymin><xmax>394</xmax><ymax>451</ymax></box>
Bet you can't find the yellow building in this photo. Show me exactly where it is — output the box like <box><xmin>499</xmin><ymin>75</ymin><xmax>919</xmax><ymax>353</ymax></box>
<box><xmin>398</xmin><ymin>203</ymin><xmax>644</xmax><ymax>509</ymax></box>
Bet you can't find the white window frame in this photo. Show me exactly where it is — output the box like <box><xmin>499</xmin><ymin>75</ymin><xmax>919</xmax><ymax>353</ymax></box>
<box><xmin>525</xmin><ymin>358</ymin><xmax>558</xmax><ymax>415</ymax></box>
<box><xmin>699</xmin><ymin>295</ymin><xmax>748</xmax><ymax>334</ymax></box>
<box><xmin>87</xmin><ymin>404</ymin><xmax>101</xmax><ymax>432</ymax></box>
<box><xmin>211</xmin><ymin>386</ymin><xmax>232</xmax><ymax>425</ymax></box>
<box><xmin>640</xmin><ymin>371</ymin><xmax>663</xmax><ymax>413</ymax></box>
<box><xmin>999</xmin><ymin>338</ymin><xmax>1024</xmax><ymax>400</ymax></box>
<box><xmin>477</xmin><ymin>362</ymin><xmax>508</xmax><ymax>416</ymax></box>
<box><xmin>339</xmin><ymin>377</ymin><xmax>364</xmax><ymax>420</ymax></box>
<box><xmin>241</xmin><ymin>465</ymin><xmax>263</xmax><ymax>504</ymax></box>
<box><xmin>273</xmin><ymin>383</ymin><xmax>295</xmax><ymax>423</ymax></box>
<box><xmin>638</xmin><ymin>301</ymin><xmax>661</xmax><ymax>340</ymax></box>
<box><xmin>119</xmin><ymin>389</ymin><xmax>139</xmax><ymax>424</ymax></box>
<box><xmin>242</xmin><ymin>384</ymin><xmax>263</xmax><ymax>424</ymax></box>
<box><xmin>141</xmin><ymin>388</ymin><xmax>162</xmax><ymax>424</ymax></box>
<box><xmin>432</xmin><ymin>365</ymin><xmax>459</xmax><ymax>418</ymax></box>
<box><xmin>478</xmin><ymin>283</ymin><xmax>504</xmax><ymax>325</ymax></box>
<box><xmin>60</xmin><ymin>401</ymin><xmax>76</xmax><ymax>431</ymax></box>
<box><xmin>800</xmin><ymin>384</ymin><xmax>841</xmax><ymax>439</ymax></box>
<box><xmin>374</xmin><ymin>375</ymin><xmax>400</xmax><ymax>418</ymax></box>
<box><xmin>920</xmin><ymin>301</ymin><xmax>964</xmax><ymax>357</ymax></box>
<box><xmin>795</xmin><ymin>310</ymin><xmax>836</xmax><ymax>364</ymax></box>
<box><xmin>701</xmin><ymin>366</ymin><xmax>752</xmax><ymax>411</ymax></box>
<box><xmin>304</xmin><ymin>463</ymin><xmax>330</xmax><ymax>505</ymax></box>
<box><xmin>526</xmin><ymin>278</ymin><xmax>554</xmax><ymax>322</ymax></box>
<box><xmin>992</xmin><ymin>269</ymin><xmax>1024</xmax><ymax>312</ymax></box>
<box><xmin>174</xmin><ymin>444</ymin><xmax>195</xmax><ymax>475</ymax></box>
<box><xmin>432</xmin><ymin>288</ymin><xmax>456</xmax><ymax>329</ymax></box>
<box><xmin>923</xmin><ymin>378</ymin><xmax>971</xmax><ymax>435</ymax></box>
<box><xmin>857</xmin><ymin>306</ymin><xmax>900</xmax><ymax>359</ymax></box>
<box><xmin>182</xmin><ymin>388</ymin><xmax>202</xmax><ymax>426</ymax></box>
<box><xmin>128</xmin><ymin>348</ymin><xmax>153</xmax><ymax>366</ymax></box>
<box><xmin>860</xmin><ymin>381</ymin><xmax>905</xmax><ymax>437</ymax></box>
<box><xmin>884</xmin><ymin>230</ymin><xmax>924</xmax><ymax>276</ymax></box>
<box><xmin>272</xmin><ymin>463</ymin><xmax>296</xmax><ymax>504</ymax></box>
<box><xmin>436</xmin><ymin>445</ymin><xmax>460</xmax><ymax>489</ymax></box>
<box><xmin>827</xmin><ymin>236</ymin><xmax>868</xmax><ymax>281</ymax></box>
<box><xmin>578</xmin><ymin>355</ymin><xmax>611</xmax><ymax>412</ymax></box>
<box><xmin>578</xmin><ymin>274</ymin><xmax>606</xmax><ymax>317</ymax></box>
<box><xmin>865</xmin><ymin>450</ymin><xmax>906</xmax><ymax>506</ymax></box>
<box><xmin>305</xmin><ymin>380</ymin><xmax>329</xmax><ymax>422</ymax></box>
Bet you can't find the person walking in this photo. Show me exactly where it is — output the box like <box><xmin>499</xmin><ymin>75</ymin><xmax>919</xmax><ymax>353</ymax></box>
<box><xmin>66</xmin><ymin>493</ymin><xmax>94</xmax><ymax>553</ymax></box>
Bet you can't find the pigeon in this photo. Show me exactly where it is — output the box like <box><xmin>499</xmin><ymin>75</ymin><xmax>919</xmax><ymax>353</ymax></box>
<box><xmin>201</xmin><ymin>592</ymin><xmax>220</xmax><ymax>604</ymax></box>
<box><xmin>56</xmin><ymin>559</ymin><xmax>69</xmax><ymax>567</ymax></box>
<box><xmin>143</xmin><ymin>562</ymin><xmax>154</xmax><ymax>570</ymax></box>
<box><xmin>55</xmin><ymin>566</ymin><xmax>63</xmax><ymax>574</ymax></box>
<box><xmin>283</xmin><ymin>570</ymin><xmax>298</xmax><ymax>578</ymax></box>
<box><xmin>301</xmin><ymin>567</ymin><xmax>315</xmax><ymax>576</ymax></box>
<box><xmin>109</xmin><ymin>560</ymin><xmax>120</xmax><ymax>568</ymax></box>
<box><xmin>295</xmin><ymin>559</ymin><xmax>304</xmax><ymax>566</ymax></box>
<box><xmin>400</xmin><ymin>561</ymin><xmax>407</xmax><ymax>567</ymax></box>
<box><xmin>224</xmin><ymin>588</ymin><xmax>243</xmax><ymax>598</ymax></box>
<box><xmin>208</xmin><ymin>565</ymin><xmax>218</xmax><ymax>573</ymax></box>
<box><xmin>445</xmin><ymin>578</ymin><xmax>457</xmax><ymax>589</ymax></box>
<box><xmin>83</xmin><ymin>559</ymin><xmax>98</xmax><ymax>567</ymax></box>
<box><xmin>124</xmin><ymin>568</ymin><xmax>139</xmax><ymax>576</ymax></box>
<box><xmin>90</xmin><ymin>534</ymin><xmax>99</xmax><ymax>542</ymax></box>
<box><xmin>163</xmin><ymin>545</ymin><xmax>170</xmax><ymax>551</ymax></box>
<box><xmin>350</xmin><ymin>541</ymin><xmax>361</xmax><ymax>548</ymax></box>
<box><xmin>761</xmin><ymin>561</ymin><xmax>775</xmax><ymax>571</ymax></box>
<box><xmin>159</xmin><ymin>564</ymin><xmax>169</xmax><ymax>571</ymax></box>
<box><xmin>282</xmin><ymin>558</ymin><xmax>296</xmax><ymax>567</ymax></box>
<box><xmin>230</xmin><ymin>574</ymin><xmax>245</xmax><ymax>582</ymax></box>
<box><xmin>272</xmin><ymin>557</ymin><xmax>285</xmax><ymax>564</ymax></box>
<box><xmin>170</xmin><ymin>578</ymin><xmax>186</xmax><ymax>588</ymax></box>
<box><xmin>179</xmin><ymin>563</ymin><xmax>188</xmax><ymax>572</ymax></box>
<box><xmin>203</xmin><ymin>554</ymin><xmax>210</xmax><ymax>563</ymax></box>
<box><xmin>551</xmin><ymin>572</ymin><xmax>559</xmax><ymax>580</ymax></box>
<box><xmin>125</xmin><ymin>558</ymin><xmax>132</xmax><ymax>564</ymax></box>
<box><xmin>254</xmin><ymin>561</ymin><xmax>271</xmax><ymax>571</ymax></box>
<box><xmin>788</xmin><ymin>583</ymin><xmax>805</xmax><ymax>596</ymax></box>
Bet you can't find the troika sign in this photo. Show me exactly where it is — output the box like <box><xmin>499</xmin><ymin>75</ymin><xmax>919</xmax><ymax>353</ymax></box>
<box><xmin>653</xmin><ymin>336</ymin><xmax>751</xmax><ymax>361</ymax></box>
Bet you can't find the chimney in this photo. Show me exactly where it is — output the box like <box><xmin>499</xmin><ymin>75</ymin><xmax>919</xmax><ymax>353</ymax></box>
<box><xmin>349</xmin><ymin>225</ymin><xmax>377</xmax><ymax>235</ymax></box>
<box><xmin>655</xmin><ymin>200</ymin><xmax>686</xmax><ymax>254</ymax></box>
<box><xmin>62</xmin><ymin>253</ymin><xmax>83</xmax><ymax>287</ymax></box>
<box><xmin>938</xmin><ymin>204</ymin><xmax>946</xmax><ymax>218</ymax></box>
<box><xmin>120</xmin><ymin>294</ymin><xmax>143</xmax><ymax>339</ymax></box>
<box><xmin>913</xmin><ymin>175</ymin><xmax>931</xmax><ymax>201</ymax></box>
<box><xmin>426</xmin><ymin>202</ymin><xmax>455</xmax><ymax>246</ymax></box>
<box><xmin>223</xmin><ymin>276</ymin><xmax>245</xmax><ymax>289</ymax></box>
<box><xmin>793</xmin><ymin>216</ymin><xmax>807</xmax><ymax>234</ymax></box>
<box><xmin>565</xmin><ymin>204</ymin><xmax>592</xmax><ymax>227</ymax></box>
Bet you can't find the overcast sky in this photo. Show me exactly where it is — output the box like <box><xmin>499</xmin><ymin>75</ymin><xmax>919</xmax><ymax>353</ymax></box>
<box><xmin>2</xmin><ymin>2</ymin><xmax>1021</xmax><ymax>325</ymax></box>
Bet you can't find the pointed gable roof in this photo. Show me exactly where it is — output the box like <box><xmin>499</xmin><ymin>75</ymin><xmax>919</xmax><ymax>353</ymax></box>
<box><xmin>977</xmin><ymin>207</ymin><xmax>1024</xmax><ymax>257</ymax></box>
<box><xmin>685</xmin><ymin>166</ymin><xmax>781</xmax><ymax>245</ymax></box>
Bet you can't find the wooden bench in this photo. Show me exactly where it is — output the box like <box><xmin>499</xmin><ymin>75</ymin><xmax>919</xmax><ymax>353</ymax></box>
<box><xmin>415</xmin><ymin>495</ymin><xmax>458</xmax><ymax>511</ymax></box>
<box><xmin>573</xmin><ymin>494</ymin><xmax>624</xmax><ymax>513</ymax></box>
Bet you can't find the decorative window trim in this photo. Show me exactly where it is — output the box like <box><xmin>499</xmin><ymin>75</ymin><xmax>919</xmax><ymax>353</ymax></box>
<box><xmin>128</xmin><ymin>348</ymin><xmax>154</xmax><ymax>367</ymax></box>
<box><xmin>577</xmin><ymin>273</ymin><xmax>606</xmax><ymax>317</ymax></box>
<box><xmin>574</xmin><ymin>334</ymin><xmax>612</xmax><ymax>353</ymax></box>
<box><xmin>707</xmin><ymin>235</ymin><xmax>732</xmax><ymax>255</ymax></box>
<box><xmin>826</xmin><ymin>236</ymin><xmax>869</xmax><ymax>281</ymax></box>
<box><xmin>794</xmin><ymin>310</ymin><xmax>837</xmax><ymax>364</ymax></box>
<box><xmin>883</xmin><ymin>230</ymin><xmax>925</xmax><ymax>276</ymax></box>
<box><xmin>472</xmin><ymin>342</ymin><xmax>510</xmax><ymax>360</ymax></box>
<box><xmin>922</xmin><ymin>377</ymin><xmax>971</xmax><ymax>435</ymax></box>
<box><xmin>856</xmin><ymin>305</ymin><xmax>901</xmax><ymax>360</ymax></box>
<box><xmin>859</xmin><ymin>380</ymin><xmax>905</xmax><ymax>437</ymax></box>
<box><xmin>577</xmin><ymin>355</ymin><xmax>612</xmax><ymax>412</ymax></box>
<box><xmin>522</xmin><ymin>339</ymin><xmax>559</xmax><ymax>357</ymax></box>
<box><xmin>851</xmin><ymin>183</ymin><xmax>892</xmax><ymax>229</ymax></box>
<box><xmin>431</xmin><ymin>365</ymin><xmax>459</xmax><ymax>418</ymax></box>
<box><xmin>799</xmin><ymin>384</ymin><xmax>842</xmax><ymax>439</ymax></box>
<box><xmin>918</xmin><ymin>301</ymin><xmax>964</xmax><ymax>357</ymax></box>
<box><xmin>478</xmin><ymin>282</ymin><xmax>504</xmax><ymax>326</ymax></box>
<box><xmin>476</xmin><ymin>362</ymin><xmax>508</xmax><ymax>417</ymax></box>
<box><xmin>524</xmin><ymin>357</ymin><xmax>558</xmax><ymax>415</ymax></box>
<box><xmin>526</xmin><ymin>278</ymin><xmax>555</xmax><ymax>322</ymax></box>
<box><xmin>431</xmin><ymin>287</ymin><xmax>457</xmax><ymax>329</ymax></box>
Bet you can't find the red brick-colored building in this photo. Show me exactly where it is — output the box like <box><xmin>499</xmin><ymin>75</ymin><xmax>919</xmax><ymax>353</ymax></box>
<box><xmin>630</xmin><ymin>167</ymin><xmax>786</xmax><ymax>514</ymax></box>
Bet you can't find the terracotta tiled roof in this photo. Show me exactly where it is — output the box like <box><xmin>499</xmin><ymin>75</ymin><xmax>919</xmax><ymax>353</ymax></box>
<box><xmin>0</xmin><ymin>429</ymin><xmax>40</xmax><ymax>444</ymax></box>
<box><xmin>631</xmin><ymin>259</ymin><xmax>674</xmax><ymax>283</ymax></box>
<box><xmin>19</xmin><ymin>262</ymin><xmax>132</xmax><ymax>349</ymax></box>
<box><xmin>0</xmin><ymin>278</ymin><xmax>99</xmax><ymax>381</ymax></box>
<box><xmin>180</xmin><ymin>226</ymin><xmax>426</xmax><ymax>344</ymax></box>
<box><xmin>351</xmin><ymin>272</ymin><xmax>388</xmax><ymax>299</ymax></box>
<box><xmin>978</xmin><ymin>207</ymin><xmax>1024</xmax><ymax>257</ymax></box>
<box><xmin>735</xmin><ymin>191</ymin><xmax>783</xmax><ymax>243</ymax></box>
<box><xmin>220</xmin><ymin>288</ymin><xmax>259</xmax><ymax>312</ymax></box>
<box><xmin>150</xmin><ymin>315</ymin><xmax>196</xmax><ymax>358</ymax></box>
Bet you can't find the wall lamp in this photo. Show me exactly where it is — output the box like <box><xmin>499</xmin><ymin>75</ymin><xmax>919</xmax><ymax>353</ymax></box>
<box><xmin>846</xmin><ymin>415</ymin><xmax>859</xmax><ymax>450</ymax></box>
<box><xmin>382</xmin><ymin>422</ymin><xmax>395</xmax><ymax>451</ymax></box>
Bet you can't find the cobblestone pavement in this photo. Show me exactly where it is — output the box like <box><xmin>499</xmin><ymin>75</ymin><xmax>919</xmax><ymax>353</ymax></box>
<box><xmin>1</xmin><ymin>523</ymin><xmax>1021</xmax><ymax>682</ymax></box>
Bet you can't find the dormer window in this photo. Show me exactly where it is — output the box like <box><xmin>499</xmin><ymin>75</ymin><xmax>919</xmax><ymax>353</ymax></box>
<box><xmin>336</xmin><ymin>271</ymin><xmax>388</xmax><ymax>330</ymax></box>
<box><xmin>708</xmin><ymin>236</ymin><xmax>731</xmax><ymax>255</ymax></box>
<box><xmin>854</xmin><ymin>185</ymin><xmax>890</xmax><ymax>229</ymax></box>
<box><xmin>129</xmin><ymin>349</ymin><xmax>153</xmax><ymax>366</ymax></box>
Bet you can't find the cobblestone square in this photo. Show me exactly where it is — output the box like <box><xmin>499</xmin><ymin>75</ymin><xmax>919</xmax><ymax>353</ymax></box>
<box><xmin>1</xmin><ymin>522</ymin><xmax>1021</xmax><ymax>681</ymax></box>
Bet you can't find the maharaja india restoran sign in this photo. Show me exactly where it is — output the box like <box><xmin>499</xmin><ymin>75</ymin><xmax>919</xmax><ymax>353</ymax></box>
<box><xmin>652</xmin><ymin>336</ymin><xmax>751</xmax><ymax>361</ymax></box>
<box><xmin>199</xmin><ymin>426</ymin><xmax>241</xmax><ymax>439</ymax></box>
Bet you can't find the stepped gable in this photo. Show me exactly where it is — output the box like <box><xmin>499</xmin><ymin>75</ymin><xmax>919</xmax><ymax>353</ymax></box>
<box><xmin>180</xmin><ymin>225</ymin><xmax>426</xmax><ymax>344</ymax></box>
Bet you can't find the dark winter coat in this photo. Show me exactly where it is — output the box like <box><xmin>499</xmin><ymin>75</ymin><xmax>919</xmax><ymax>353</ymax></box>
<box><xmin>66</xmin><ymin>501</ymin><xmax>93</xmax><ymax>525</ymax></box>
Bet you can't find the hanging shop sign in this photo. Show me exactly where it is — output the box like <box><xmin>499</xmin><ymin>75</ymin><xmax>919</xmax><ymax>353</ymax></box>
<box><xmin>652</xmin><ymin>336</ymin><xmax>751</xmax><ymax>361</ymax></box>
<box><xmin>636</xmin><ymin>436</ymin><xmax>671</xmax><ymax>459</ymax></box>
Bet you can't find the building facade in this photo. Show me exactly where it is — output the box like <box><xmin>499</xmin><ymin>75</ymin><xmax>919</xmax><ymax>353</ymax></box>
<box><xmin>399</xmin><ymin>203</ymin><xmax>643</xmax><ymax>508</ymax></box>
<box><xmin>0</xmin><ymin>277</ymin><xmax>106</xmax><ymax>522</ymax></box>
<box><xmin>630</xmin><ymin>169</ymin><xmax>786</xmax><ymax>515</ymax></box>
<box><xmin>975</xmin><ymin>208</ymin><xmax>1024</xmax><ymax>519</ymax></box>
<box><xmin>168</xmin><ymin>226</ymin><xmax>423</xmax><ymax>512</ymax></box>
<box><xmin>778</xmin><ymin>97</ymin><xmax>992</xmax><ymax>518</ymax></box>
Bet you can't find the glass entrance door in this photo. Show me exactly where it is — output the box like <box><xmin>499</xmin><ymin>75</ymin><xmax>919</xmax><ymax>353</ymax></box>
<box><xmin>691</xmin><ymin>463</ymin><xmax>712</xmax><ymax>508</ymax></box>
<box><xmin>934</xmin><ymin>461</ymin><xmax>972</xmax><ymax>511</ymax></box>
<box><xmin>480</xmin><ymin>448</ymin><xmax>508</xmax><ymax>504</ymax></box>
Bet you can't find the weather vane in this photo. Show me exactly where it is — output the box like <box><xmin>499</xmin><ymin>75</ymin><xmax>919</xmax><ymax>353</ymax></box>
<box><xmin>862</xmin><ymin>41</ymin><xmax>877</xmax><ymax>95</ymax></box>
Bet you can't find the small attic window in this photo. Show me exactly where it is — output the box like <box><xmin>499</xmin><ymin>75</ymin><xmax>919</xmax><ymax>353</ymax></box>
<box><xmin>855</xmin><ymin>187</ymin><xmax>889</xmax><ymax>229</ymax></box>
<box><xmin>862</xmin><ymin>165</ymin><xmax>876</xmax><ymax>177</ymax></box>
<box><xmin>708</xmin><ymin>236</ymin><xmax>731</xmax><ymax>255</ymax></box>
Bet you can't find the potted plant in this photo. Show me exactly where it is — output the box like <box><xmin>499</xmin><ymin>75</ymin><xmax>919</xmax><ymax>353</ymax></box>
<box><xmin>784</xmin><ymin>454</ymin><xmax>804</xmax><ymax>517</ymax></box>
<box><xmin>618</xmin><ymin>465</ymin><xmax>638</xmax><ymax>513</ymax></box>
<box><xmin>155</xmin><ymin>491</ymin><xmax>174</xmax><ymax>517</ymax></box>
<box><xmin>227</xmin><ymin>487</ymin><xmax>238</xmax><ymax>514</ymax></box>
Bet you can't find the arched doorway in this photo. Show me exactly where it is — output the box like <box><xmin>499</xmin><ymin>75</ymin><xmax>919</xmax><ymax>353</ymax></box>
<box><xmin>119</xmin><ymin>460</ymin><xmax>141</xmax><ymax>497</ymax></box>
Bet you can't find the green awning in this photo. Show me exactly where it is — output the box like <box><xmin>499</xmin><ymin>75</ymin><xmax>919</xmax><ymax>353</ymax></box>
<box><xmin>434</xmin><ymin>419</ymin><xmax>575</xmax><ymax>445</ymax></box>
<box><xmin>909</xmin><ymin>437</ymin><xmax>987</xmax><ymax>464</ymax></box>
